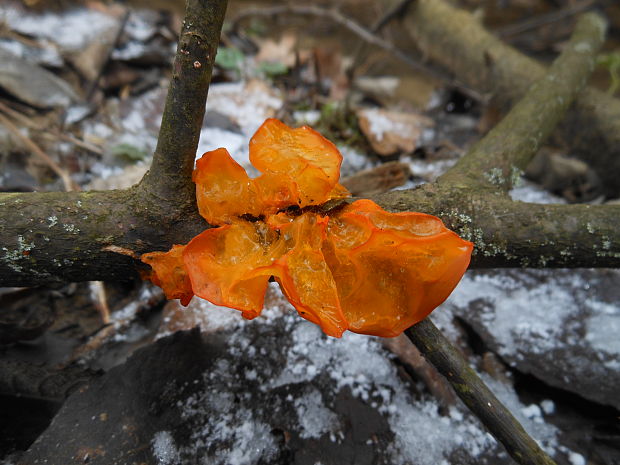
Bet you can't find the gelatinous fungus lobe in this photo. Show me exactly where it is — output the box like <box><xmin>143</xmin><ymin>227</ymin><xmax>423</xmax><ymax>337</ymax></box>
<box><xmin>141</xmin><ymin>118</ymin><xmax>473</xmax><ymax>338</ymax></box>
<box><xmin>193</xmin><ymin>147</ymin><xmax>261</xmax><ymax>224</ymax></box>
<box><xmin>268</xmin><ymin>212</ymin><xmax>348</xmax><ymax>337</ymax></box>
<box><xmin>324</xmin><ymin>200</ymin><xmax>473</xmax><ymax>337</ymax></box>
<box><xmin>250</xmin><ymin>118</ymin><xmax>349</xmax><ymax>209</ymax></box>
<box><xmin>142</xmin><ymin>245</ymin><xmax>193</xmax><ymax>306</ymax></box>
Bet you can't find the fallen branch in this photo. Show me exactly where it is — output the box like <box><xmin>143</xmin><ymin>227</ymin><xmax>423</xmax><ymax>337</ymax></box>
<box><xmin>376</xmin><ymin>13</ymin><xmax>619</xmax><ymax>268</ymax></box>
<box><xmin>439</xmin><ymin>12</ymin><xmax>605</xmax><ymax>190</ymax></box>
<box><xmin>400</xmin><ymin>0</ymin><xmax>620</xmax><ymax>198</ymax></box>
<box><xmin>0</xmin><ymin>0</ymin><xmax>226</xmax><ymax>287</ymax></box>
<box><xmin>0</xmin><ymin>5</ymin><xmax>616</xmax><ymax>288</ymax></box>
<box><xmin>400</xmin><ymin>16</ymin><xmax>604</xmax><ymax>465</ymax></box>
<box><xmin>406</xmin><ymin>319</ymin><xmax>557</xmax><ymax>465</ymax></box>
<box><xmin>0</xmin><ymin>4</ymin><xmax>609</xmax><ymax>464</ymax></box>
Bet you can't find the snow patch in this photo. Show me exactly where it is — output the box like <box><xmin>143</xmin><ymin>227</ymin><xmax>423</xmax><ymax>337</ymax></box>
<box><xmin>151</xmin><ymin>431</ymin><xmax>180</xmax><ymax>465</ymax></box>
<box><xmin>206</xmin><ymin>82</ymin><xmax>282</xmax><ymax>138</ymax></box>
<box><xmin>339</xmin><ymin>145</ymin><xmax>374</xmax><ymax>177</ymax></box>
<box><xmin>585</xmin><ymin>300</ymin><xmax>620</xmax><ymax>370</ymax></box>
<box><xmin>568</xmin><ymin>451</ymin><xmax>586</xmax><ymax>465</ymax></box>
<box><xmin>2</xmin><ymin>6</ymin><xmax>119</xmax><ymax>52</ymax></box>
<box><xmin>196</xmin><ymin>128</ymin><xmax>247</xmax><ymax>165</ymax></box>
<box><xmin>363</xmin><ymin>108</ymin><xmax>411</xmax><ymax>142</ymax></box>
<box><xmin>294</xmin><ymin>388</ymin><xmax>340</xmax><ymax>438</ymax></box>
<box><xmin>510</xmin><ymin>180</ymin><xmax>566</xmax><ymax>204</ymax></box>
<box><xmin>445</xmin><ymin>271</ymin><xmax>582</xmax><ymax>355</ymax></box>
<box><xmin>180</xmin><ymin>382</ymin><xmax>277</xmax><ymax>465</ymax></box>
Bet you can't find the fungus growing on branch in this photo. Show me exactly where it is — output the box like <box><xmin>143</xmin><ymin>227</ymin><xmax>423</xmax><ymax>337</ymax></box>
<box><xmin>142</xmin><ymin>118</ymin><xmax>473</xmax><ymax>337</ymax></box>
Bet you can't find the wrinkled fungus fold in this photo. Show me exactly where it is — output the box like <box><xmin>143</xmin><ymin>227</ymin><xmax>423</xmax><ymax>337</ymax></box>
<box><xmin>142</xmin><ymin>118</ymin><xmax>473</xmax><ymax>337</ymax></box>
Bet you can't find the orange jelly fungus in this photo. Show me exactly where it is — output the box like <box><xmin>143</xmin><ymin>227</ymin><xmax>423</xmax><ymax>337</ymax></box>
<box><xmin>141</xmin><ymin>118</ymin><xmax>473</xmax><ymax>338</ymax></box>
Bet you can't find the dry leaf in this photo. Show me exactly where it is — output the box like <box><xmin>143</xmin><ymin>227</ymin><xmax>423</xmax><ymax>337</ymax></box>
<box><xmin>341</xmin><ymin>161</ymin><xmax>411</xmax><ymax>196</ymax></box>
<box><xmin>357</xmin><ymin>108</ymin><xmax>434</xmax><ymax>156</ymax></box>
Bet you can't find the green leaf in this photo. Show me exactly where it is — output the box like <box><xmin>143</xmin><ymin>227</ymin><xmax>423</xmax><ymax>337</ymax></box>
<box><xmin>111</xmin><ymin>143</ymin><xmax>147</xmax><ymax>163</ymax></box>
<box><xmin>258</xmin><ymin>61</ymin><xmax>289</xmax><ymax>78</ymax></box>
<box><xmin>215</xmin><ymin>47</ymin><xmax>244</xmax><ymax>72</ymax></box>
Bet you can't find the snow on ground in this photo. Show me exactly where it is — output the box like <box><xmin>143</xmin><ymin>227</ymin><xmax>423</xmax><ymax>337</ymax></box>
<box><xmin>510</xmin><ymin>179</ymin><xmax>567</xmax><ymax>204</ymax></box>
<box><xmin>147</xmin><ymin>284</ymin><xmax>584</xmax><ymax>464</ymax></box>
<box><xmin>339</xmin><ymin>145</ymin><xmax>375</xmax><ymax>177</ymax></box>
<box><xmin>441</xmin><ymin>268</ymin><xmax>620</xmax><ymax>409</ymax></box>
<box><xmin>1</xmin><ymin>2</ymin><xmax>615</xmax><ymax>463</ymax></box>
<box><xmin>197</xmin><ymin>82</ymin><xmax>282</xmax><ymax>168</ymax></box>
<box><xmin>0</xmin><ymin>3</ymin><xmax>119</xmax><ymax>52</ymax></box>
<box><xmin>151</xmin><ymin>431</ymin><xmax>181</xmax><ymax>465</ymax></box>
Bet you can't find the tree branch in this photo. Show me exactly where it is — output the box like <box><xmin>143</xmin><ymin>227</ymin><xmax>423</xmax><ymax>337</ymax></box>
<box><xmin>400</xmin><ymin>0</ymin><xmax>620</xmax><ymax>198</ymax></box>
<box><xmin>438</xmin><ymin>12</ymin><xmax>605</xmax><ymax>191</ymax></box>
<box><xmin>406</xmin><ymin>320</ymin><xmax>557</xmax><ymax>465</ymax></box>
<box><xmin>373</xmin><ymin>14</ymin><xmax>618</xmax><ymax>268</ymax></box>
<box><xmin>0</xmin><ymin>5</ymin><xmax>617</xmax><ymax>287</ymax></box>
<box><xmin>139</xmin><ymin>0</ymin><xmax>228</xmax><ymax>209</ymax></box>
<box><xmin>375</xmin><ymin>186</ymin><xmax>620</xmax><ymax>267</ymax></box>
<box><xmin>0</xmin><ymin>0</ymin><xmax>227</xmax><ymax>287</ymax></box>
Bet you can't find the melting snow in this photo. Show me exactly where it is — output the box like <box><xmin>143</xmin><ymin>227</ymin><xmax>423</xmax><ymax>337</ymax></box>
<box><xmin>179</xmin><ymin>375</ymin><xmax>278</xmax><ymax>465</ymax></box>
<box><xmin>195</xmin><ymin>82</ymin><xmax>282</xmax><ymax>168</ymax></box>
<box><xmin>585</xmin><ymin>300</ymin><xmax>620</xmax><ymax>370</ymax></box>
<box><xmin>197</xmin><ymin>128</ymin><xmax>247</xmax><ymax>165</ymax></box>
<box><xmin>442</xmin><ymin>269</ymin><xmax>620</xmax><ymax>408</ymax></box>
<box><xmin>206</xmin><ymin>82</ymin><xmax>282</xmax><ymax>137</ymax></box>
<box><xmin>339</xmin><ymin>145</ymin><xmax>374</xmax><ymax>177</ymax></box>
<box><xmin>363</xmin><ymin>108</ymin><xmax>411</xmax><ymax>142</ymax></box>
<box><xmin>568</xmin><ymin>451</ymin><xmax>586</xmax><ymax>465</ymax></box>
<box><xmin>445</xmin><ymin>271</ymin><xmax>582</xmax><ymax>355</ymax></box>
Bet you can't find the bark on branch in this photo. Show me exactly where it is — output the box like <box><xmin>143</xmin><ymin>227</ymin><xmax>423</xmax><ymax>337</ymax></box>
<box><xmin>0</xmin><ymin>5</ymin><xmax>608</xmax><ymax>465</ymax></box>
<box><xmin>376</xmin><ymin>186</ymin><xmax>620</xmax><ymax>268</ymax></box>
<box><xmin>374</xmin><ymin>13</ymin><xmax>618</xmax><ymax>268</ymax></box>
<box><xmin>139</xmin><ymin>0</ymin><xmax>227</xmax><ymax>207</ymax></box>
<box><xmin>0</xmin><ymin>0</ymin><xmax>227</xmax><ymax>286</ymax></box>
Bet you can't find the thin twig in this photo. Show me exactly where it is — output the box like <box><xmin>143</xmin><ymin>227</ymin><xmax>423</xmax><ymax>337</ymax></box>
<box><xmin>0</xmin><ymin>110</ymin><xmax>78</xmax><ymax>191</ymax></box>
<box><xmin>406</xmin><ymin>319</ymin><xmax>557</xmax><ymax>465</ymax></box>
<box><xmin>348</xmin><ymin>0</ymin><xmax>414</xmax><ymax>78</ymax></box>
<box><xmin>86</xmin><ymin>9</ymin><xmax>131</xmax><ymax>101</ymax></box>
<box><xmin>231</xmin><ymin>5</ymin><xmax>446</xmax><ymax>82</ymax></box>
<box><xmin>0</xmin><ymin>100</ymin><xmax>39</xmax><ymax>128</ymax></box>
<box><xmin>0</xmin><ymin>101</ymin><xmax>104</xmax><ymax>156</ymax></box>
<box><xmin>54</xmin><ymin>133</ymin><xmax>104</xmax><ymax>156</ymax></box>
<box><xmin>496</xmin><ymin>0</ymin><xmax>595</xmax><ymax>39</ymax></box>
<box><xmin>140</xmin><ymin>0</ymin><xmax>228</xmax><ymax>205</ymax></box>
<box><xmin>371</xmin><ymin>0</ymin><xmax>414</xmax><ymax>32</ymax></box>
<box><xmin>401</xmin><ymin>0</ymin><xmax>620</xmax><ymax>198</ymax></box>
